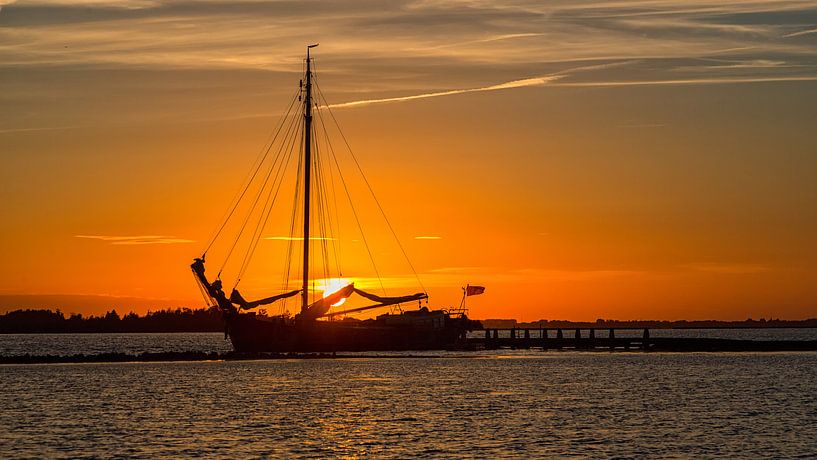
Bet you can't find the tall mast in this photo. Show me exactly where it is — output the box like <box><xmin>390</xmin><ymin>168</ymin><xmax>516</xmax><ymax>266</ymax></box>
<box><xmin>302</xmin><ymin>44</ymin><xmax>318</xmax><ymax>313</ymax></box>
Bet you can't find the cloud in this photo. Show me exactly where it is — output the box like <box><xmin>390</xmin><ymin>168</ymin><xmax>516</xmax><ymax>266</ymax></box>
<box><xmin>3</xmin><ymin>0</ymin><xmax>817</xmax><ymax>125</ymax></box>
<box><xmin>0</xmin><ymin>0</ymin><xmax>158</xmax><ymax>7</ymax></box>
<box><xmin>409</xmin><ymin>32</ymin><xmax>545</xmax><ymax>51</ymax></box>
<box><xmin>263</xmin><ymin>236</ymin><xmax>337</xmax><ymax>241</ymax></box>
<box><xmin>508</xmin><ymin>268</ymin><xmax>646</xmax><ymax>282</ymax></box>
<box><xmin>0</xmin><ymin>125</ymin><xmax>82</xmax><ymax>134</ymax></box>
<box><xmin>617</xmin><ymin>123</ymin><xmax>668</xmax><ymax>129</ymax></box>
<box><xmin>428</xmin><ymin>266</ymin><xmax>482</xmax><ymax>273</ymax></box>
<box><xmin>414</xmin><ymin>236</ymin><xmax>442</xmax><ymax>240</ymax></box>
<box><xmin>683</xmin><ymin>263</ymin><xmax>770</xmax><ymax>274</ymax></box>
<box><xmin>74</xmin><ymin>235</ymin><xmax>194</xmax><ymax>245</ymax></box>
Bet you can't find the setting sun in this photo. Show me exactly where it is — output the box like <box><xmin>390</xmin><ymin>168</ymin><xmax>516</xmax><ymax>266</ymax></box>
<box><xmin>320</xmin><ymin>278</ymin><xmax>353</xmax><ymax>307</ymax></box>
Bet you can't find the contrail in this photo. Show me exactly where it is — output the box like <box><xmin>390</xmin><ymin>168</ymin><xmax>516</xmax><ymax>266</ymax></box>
<box><xmin>553</xmin><ymin>75</ymin><xmax>817</xmax><ymax>88</ymax></box>
<box><xmin>327</xmin><ymin>75</ymin><xmax>565</xmax><ymax>109</ymax></box>
<box><xmin>328</xmin><ymin>71</ymin><xmax>817</xmax><ymax>110</ymax></box>
<box><xmin>326</xmin><ymin>60</ymin><xmax>638</xmax><ymax>109</ymax></box>
<box><xmin>783</xmin><ymin>28</ymin><xmax>817</xmax><ymax>38</ymax></box>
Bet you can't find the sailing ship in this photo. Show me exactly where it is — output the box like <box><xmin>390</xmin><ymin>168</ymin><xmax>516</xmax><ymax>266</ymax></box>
<box><xmin>191</xmin><ymin>45</ymin><xmax>482</xmax><ymax>352</ymax></box>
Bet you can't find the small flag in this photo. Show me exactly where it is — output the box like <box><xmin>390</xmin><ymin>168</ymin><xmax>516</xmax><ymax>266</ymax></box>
<box><xmin>465</xmin><ymin>285</ymin><xmax>485</xmax><ymax>296</ymax></box>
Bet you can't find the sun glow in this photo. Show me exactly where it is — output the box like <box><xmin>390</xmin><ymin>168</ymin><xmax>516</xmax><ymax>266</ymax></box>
<box><xmin>321</xmin><ymin>278</ymin><xmax>352</xmax><ymax>307</ymax></box>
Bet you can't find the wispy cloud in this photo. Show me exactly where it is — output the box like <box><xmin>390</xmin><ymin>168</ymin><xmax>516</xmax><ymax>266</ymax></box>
<box><xmin>428</xmin><ymin>266</ymin><xmax>482</xmax><ymax>273</ymax></box>
<box><xmin>263</xmin><ymin>236</ymin><xmax>338</xmax><ymax>241</ymax></box>
<box><xmin>617</xmin><ymin>123</ymin><xmax>668</xmax><ymax>129</ymax></box>
<box><xmin>74</xmin><ymin>235</ymin><xmax>194</xmax><ymax>245</ymax></box>
<box><xmin>0</xmin><ymin>125</ymin><xmax>83</xmax><ymax>134</ymax></box>
<box><xmin>410</xmin><ymin>32</ymin><xmax>545</xmax><ymax>51</ymax></box>
<box><xmin>683</xmin><ymin>263</ymin><xmax>770</xmax><ymax>274</ymax></box>
<box><xmin>3</xmin><ymin>0</ymin><xmax>817</xmax><ymax>125</ymax></box>
<box><xmin>0</xmin><ymin>0</ymin><xmax>159</xmax><ymax>7</ymax></box>
<box><xmin>414</xmin><ymin>236</ymin><xmax>442</xmax><ymax>240</ymax></box>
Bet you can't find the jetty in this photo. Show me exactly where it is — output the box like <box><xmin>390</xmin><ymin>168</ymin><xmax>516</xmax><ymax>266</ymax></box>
<box><xmin>471</xmin><ymin>328</ymin><xmax>817</xmax><ymax>352</ymax></box>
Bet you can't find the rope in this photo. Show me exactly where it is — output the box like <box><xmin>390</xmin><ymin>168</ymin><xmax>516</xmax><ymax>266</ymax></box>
<box><xmin>202</xmin><ymin>89</ymin><xmax>300</xmax><ymax>256</ymax></box>
<box><xmin>217</xmin><ymin>101</ymin><xmax>302</xmax><ymax>278</ymax></box>
<box><xmin>315</xmin><ymin>81</ymin><xmax>427</xmax><ymax>295</ymax></box>
<box><xmin>311</xmin><ymin>121</ymin><xmax>334</xmax><ymax>286</ymax></box>
<box><xmin>192</xmin><ymin>272</ymin><xmax>213</xmax><ymax>308</ymax></box>
<box><xmin>233</xmin><ymin>112</ymin><xmax>301</xmax><ymax>288</ymax></box>
<box><xmin>314</xmin><ymin>101</ymin><xmax>386</xmax><ymax>295</ymax></box>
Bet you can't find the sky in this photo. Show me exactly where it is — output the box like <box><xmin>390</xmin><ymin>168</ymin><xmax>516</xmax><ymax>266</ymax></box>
<box><xmin>1</xmin><ymin>0</ymin><xmax>817</xmax><ymax>321</ymax></box>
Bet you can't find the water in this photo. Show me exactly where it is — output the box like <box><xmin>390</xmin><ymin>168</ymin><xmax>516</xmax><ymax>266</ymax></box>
<box><xmin>2</xmin><ymin>352</ymin><xmax>816</xmax><ymax>458</ymax></box>
<box><xmin>1</xmin><ymin>332</ymin><xmax>816</xmax><ymax>457</ymax></box>
<box><xmin>0</xmin><ymin>333</ymin><xmax>233</xmax><ymax>357</ymax></box>
<box><xmin>1</xmin><ymin>328</ymin><xmax>815</xmax><ymax>357</ymax></box>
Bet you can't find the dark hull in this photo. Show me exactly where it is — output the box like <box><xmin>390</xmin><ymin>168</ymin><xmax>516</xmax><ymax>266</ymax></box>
<box><xmin>226</xmin><ymin>313</ymin><xmax>479</xmax><ymax>352</ymax></box>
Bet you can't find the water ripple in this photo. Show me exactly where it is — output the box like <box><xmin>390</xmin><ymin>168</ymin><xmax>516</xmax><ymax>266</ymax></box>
<box><xmin>1</xmin><ymin>353</ymin><xmax>816</xmax><ymax>458</ymax></box>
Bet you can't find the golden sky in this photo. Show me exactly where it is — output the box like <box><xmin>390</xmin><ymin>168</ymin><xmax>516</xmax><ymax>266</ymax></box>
<box><xmin>1</xmin><ymin>0</ymin><xmax>817</xmax><ymax>320</ymax></box>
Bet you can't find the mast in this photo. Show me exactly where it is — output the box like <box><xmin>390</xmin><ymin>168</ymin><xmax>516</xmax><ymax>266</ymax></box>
<box><xmin>302</xmin><ymin>44</ymin><xmax>318</xmax><ymax>313</ymax></box>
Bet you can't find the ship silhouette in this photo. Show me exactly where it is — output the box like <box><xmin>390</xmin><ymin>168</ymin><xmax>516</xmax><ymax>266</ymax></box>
<box><xmin>191</xmin><ymin>45</ymin><xmax>482</xmax><ymax>352</ymax></box>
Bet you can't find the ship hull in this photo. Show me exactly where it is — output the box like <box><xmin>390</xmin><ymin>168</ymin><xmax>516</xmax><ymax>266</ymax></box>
<box><xmin>226</xmin><ymin>312</ymin><xmax>480</xmax><ymax>352</ymax></box>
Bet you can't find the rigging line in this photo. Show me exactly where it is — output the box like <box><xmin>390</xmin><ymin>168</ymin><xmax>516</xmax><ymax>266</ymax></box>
<box><xmin>193</xmin><ymin>272</ymin><xmax>213</xmax><ymax>307</ymax></box>
<box><xmin>234</xmin><ymin>115</ymin><xmax>301</xmax><ymax>287</ymax></box>
<box><xmin>219</xmin><ymin>101</ymin><xmax>301</xmax><ymax>278</ymax></box>
<box><xmin>315</xmin><ymin>99</ymin><xmax>386</xmax><ymax>296</ymax></box>
<box><xmin>312</xmin><ymin>121</ymin><xmax>333</xmax><ymax>285</ymax></box>
<box><xmin>313</xmin><ymin>95</ymin><xmax>384</xmax><ymax>295</ymax></box>
<box><xmin>314</xmin><ymin>105</ymin><xmax>343</xmax><ymax>277</ymax></box>
<box><xmin>312</xmin><ymin>68</ymin><xmax>342</xmax><ymax>278</ymax></box>
<box><xmin>218</xmin><ymin>101</ymin><xmax>302</xmax><ymax>278</ymax></box>
<box><xmin>318</xmin><ymin>134</ymin><xmax>334</xmax><ymax>287</ymax></box>
<box><xmin>311</xmin><ymin>125</ymin><xmax>327</xmax><ymax>285</ymax></box>
<box><xmin>239</xmin><ymin>116</ymin><xmax>301</xmax><ymax>281</ymax></box>
<box><xmin>235</xmin><ymin>100</ymin><xmax>305</xmax><ymax>283</ymax></box>
<box><xmin>203</xmin><ymin>89</ymin><xmax>300</xmax><ymax>256</ymax></box>
<box><xmin>316</xmin><ymin>82</ymin><xmax>427</xmax><ymax>295</ymax></box>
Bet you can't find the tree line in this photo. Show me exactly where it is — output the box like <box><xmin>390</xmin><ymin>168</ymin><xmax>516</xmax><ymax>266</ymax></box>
<box><xmin>482</xmin><ymin>317</ymin><xmax>817</xmax><ymax>329</ymax></box>
<box><xmin>0</xmin><ymin>308</ymin><xmax>227</xmax><ymax>333</ymax></box>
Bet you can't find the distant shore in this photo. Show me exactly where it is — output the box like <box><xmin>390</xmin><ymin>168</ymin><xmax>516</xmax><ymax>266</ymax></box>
<box><xmin>1</xmin><ymin>308</ymin><xmax>816</xmax><ymax>334</ymax></box>
<box><xmin>481</xmin><ymin>318</ymin><xmax>817</xmax><ymax>330</ymax></box>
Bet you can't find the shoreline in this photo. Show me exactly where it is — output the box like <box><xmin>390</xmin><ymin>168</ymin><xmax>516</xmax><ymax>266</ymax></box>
<box><xmin>2</xmin><ymin>325</ymin><xmax>817</xmax><ymax>335</ymax></box>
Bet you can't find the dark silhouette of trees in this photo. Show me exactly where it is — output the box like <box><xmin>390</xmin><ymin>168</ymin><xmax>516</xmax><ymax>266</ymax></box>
<box><xmin>481</xmin><ymin>318</ymin><xmax>817</xmax><ymax>330</ymax></box>
<box><xmin>0</xmin><ymin>307</ymin><xmax>229</xmax><ymax>333</ymax></box>
<box><xmin>3</xmin><ymin>308</ymin><xmax>816</xmax><ymax>334</ymax></box>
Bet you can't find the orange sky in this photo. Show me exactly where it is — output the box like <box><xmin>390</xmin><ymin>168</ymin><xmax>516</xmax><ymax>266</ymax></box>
<box><xmin>2</xmin><ymin>0</ymin><xmax>817</xmax><ymax>320</ymax></box>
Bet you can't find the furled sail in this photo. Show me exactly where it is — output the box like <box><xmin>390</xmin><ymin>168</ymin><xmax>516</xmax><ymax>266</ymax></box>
<box><xmin>353</xmin><ymin>288</ymin><xmax>428</xmax><ymax>306</ymax></box>
<box><xmin>230</xmin><ymin>289</ymin><xmax>301</xmax><ymax>310</ymax></box>
<box><xmin>318</xmin><ymin>289</ymin><xmax>429</xmax><ymax>319</ymax></box>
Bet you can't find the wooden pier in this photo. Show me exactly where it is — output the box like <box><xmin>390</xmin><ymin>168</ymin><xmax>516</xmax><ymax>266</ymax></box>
<box><xmin>469</xmin><ymin>328</ymin><xmax>817</xmax><ymax>352</ymax></box>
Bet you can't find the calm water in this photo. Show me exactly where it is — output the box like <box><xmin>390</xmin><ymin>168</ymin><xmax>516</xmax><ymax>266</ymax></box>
<box><xmin>0</xmin><ymin>332</ymin><xmax>233</xmax><ymax>357</ymax></box>
<box><xmin>2</xmin><ymin>332</ymin><xmax>817</xmax><ymax>458</ymax></box>
<box><xmin>1</xmin><ymin>352</ymin><xmax>816</xmax><ymax>458</ymax></box>
<box><xmin>2</xmin><ymin>328</ymin><xmax>816</xmax><ymax>357</ymax></box>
